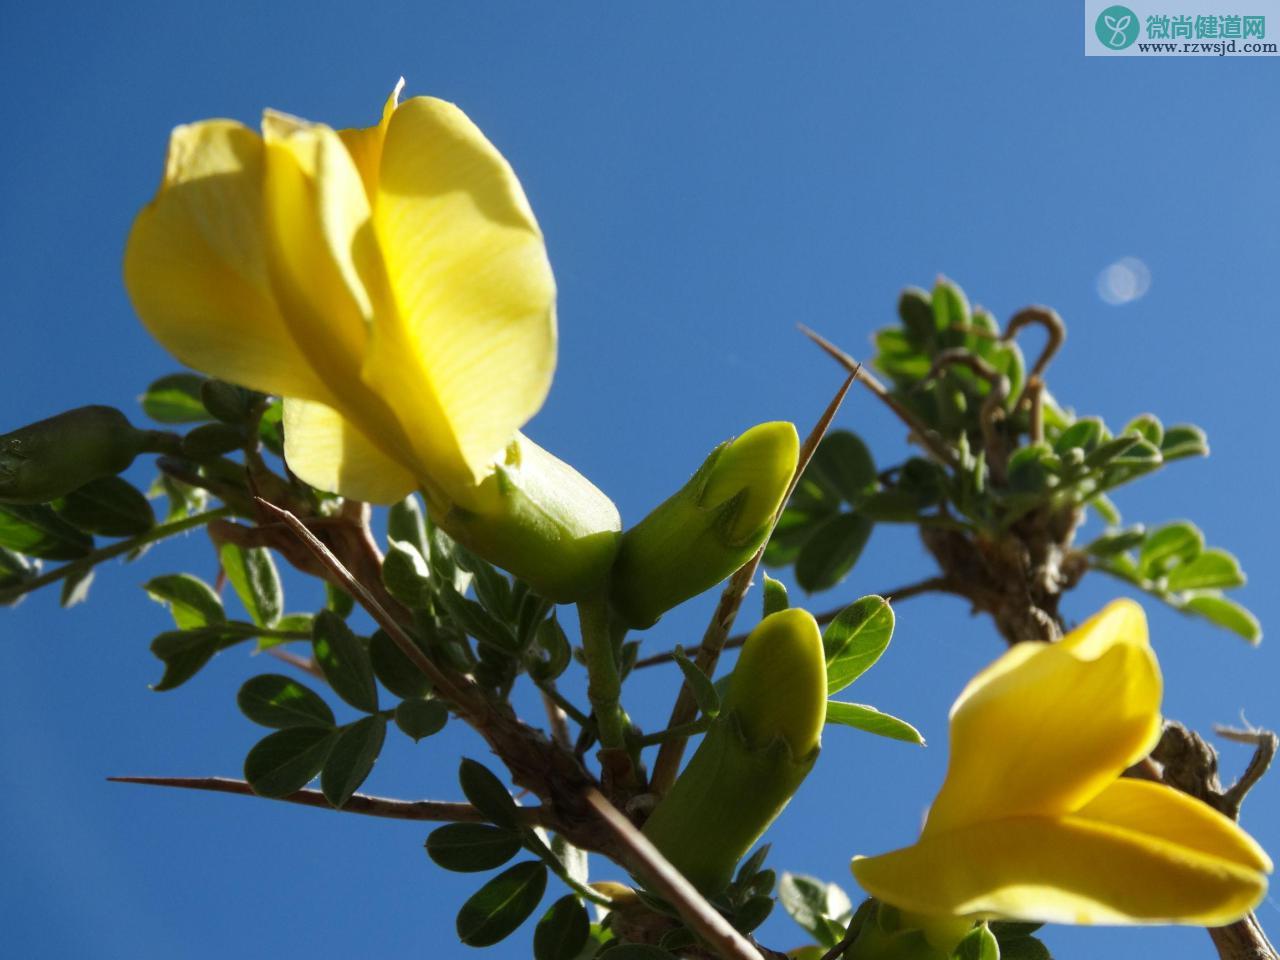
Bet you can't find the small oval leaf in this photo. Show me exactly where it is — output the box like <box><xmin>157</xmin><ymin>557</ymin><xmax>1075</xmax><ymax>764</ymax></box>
<box><xmin>237</xmin><ymin>674</ymin><xmax>335</xmax><ymax>729</ymax></box>
<box><xmin>455</xmin><ymin>861</ymin><xmax>548</xmax><ymax>947</ymax></box>
<box><xmin>243</xmin><ymin>726</ymin><xmax>335</xmax><ymax>798</ymax></box>
<box><xmin>427</xmin><ymin>822</ymin><xmax>523</xmax><ymax>873</ymax></box>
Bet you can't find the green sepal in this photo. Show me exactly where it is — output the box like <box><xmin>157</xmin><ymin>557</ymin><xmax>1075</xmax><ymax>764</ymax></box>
<box><xmin>435</xmin><ymin>435</ymin><xmax>620</xmax><ymax>604</ymax></box>
<box><xmin>0</xmin><ymin>406</ymin><xmax>149</xmax><ymax>505</ymax></box>
<box><xmin>642</xmin><ymin>711</ymin><xmax>819</xmax><ymax>894</ymax></box>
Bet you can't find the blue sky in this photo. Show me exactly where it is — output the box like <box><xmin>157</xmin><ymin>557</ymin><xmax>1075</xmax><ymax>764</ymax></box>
<box><xmin>1</xmin><ymin>3</ymin><xmax>1277</xmax><ymax>958</ymax></box>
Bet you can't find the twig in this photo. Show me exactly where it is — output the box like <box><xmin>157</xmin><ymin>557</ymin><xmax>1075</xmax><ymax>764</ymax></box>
<box><xmin>540</xmin><ymin>688</ymin><xmax>573</xmax><ymax>749</ymax></box>
<box><xmin>0</xmin><ymin>506</ymin><xmax>233</xmax><ymax>604</ymax></box>
<box><xmin>921</xmin><ymin>350</ymin><xmax>1010</xmax><ymax>485</ymax></box>
<box><xmin>252</xmin><ymin>498</ymin><xmax>473</xmax><ymax>710</ymax></box>
<box><xmin>266</xmin><ymin>647</ymin><xmax>326</xmax><ymax>680</ymax></box>
<box><xmin>799</xmin><ymin>325</ymin><xmax>959</xmax><ymax>469</ymax></box>
<box><xmin>649</xmin><ymin>373</ymin><xmax>854</xmax><ymax>795</ymax></box>
<box><xmin>1002</xmin><ymin>306</ymin><xmax>1064</xmax><ymax>413</ymax></box>
<box><xmin>108</xmin><ymin>775</ymin><xmax>553</xmax><ymax>826</ymax></box>
<box><xmin>632</xmin><ymin>577</ymin><xmax>954</xmax><ymax>670</ymax></box>
<box><xmin>583</xmin><ymin>788</ymin><xmax>765</xmax><ymax>960</ymax></box>
<box><xmin>1214</xmin><ymin>725</ymin><xmax>1278</xmax><ymax>820</ymax></box>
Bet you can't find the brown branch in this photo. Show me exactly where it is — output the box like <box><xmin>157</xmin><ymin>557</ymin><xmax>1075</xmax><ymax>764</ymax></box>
<box><xmin>648</xmin><ymin>373</ymin><xmax>854</xmax><ymax>795</ymax></box>
<box><xmin>583</xmin><ymin>788</ymin><xmax>765</xmax><ymax>960</ymax></box>
<box><xmin>632</xmin><ymin>577</ymin><xmax>955</xmax><ymax>670</ymax></box>
<box><xmin>799</xmin><ymin>325</ymin><xmax>959</xmax><ymax>469</ymax></box>
<box><xmin>1002</xmin><ymin>306</ymin><xmax>1064</xmax><ymax>412</ymax></box>
<box><xmin>108</xmin><ymin>775</ymin><xmax>553</xmax><ymax>826</ymax></box>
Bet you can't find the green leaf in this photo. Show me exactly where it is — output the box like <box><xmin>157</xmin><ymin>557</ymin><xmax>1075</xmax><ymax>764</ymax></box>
<box><xmin>826</xmin><ymin>701</ymin><xmax>925</xmax><ymax>745</ymax></box>
<box><xmin>1053</xmin><ymin>418</ymin><xmax>1104</xmax><ymax>455</ymax></box>
<box><xmin>382</xmin><ymin>539</ymin><xmax>433</xmax><ymax>609</ymax></box>
<box><xmin>853</xmin><ymin>489</ymin><xmax>923</xmax><ymax>522</ymax></box>
<box><xmin>1161</xmin><ymin>423</ymin><xmax>1209</xmax><ymax>461</ymax></box>
<box><xmin>56</xmin><ymin>476</ymin><xmax>155</xmax><ymax>537</ymax></box>
<box><xmin>807</xmin><ymin>431</ymin><xmax>877</xmax><ymax>504</ymax></box>
<box><xmin>199</xmin><ymin>379</ymin><xmax>253</xmax><ymax>424</ymax></box>
<box><xmin>427</xmin><ymin>822</ymin><xmax>524</xmax><ymax>873</ymax></box>
<box><xmin>672</xmin><ymin>645</ymin><xmax>720</xmax><ymax>719</ymax></box>
<box><xmin>388</xmin><ymin>494</ymin><xmax>431</xmax><ymax>558</ymax></box>
<box><xmin>458</xmin><ymin>758</ymin><xmax>522</xmax><ymax>830</ymax></box>
<box><xmin>1123</xmin><ymin>413</ymin><xmax>1163</xmax><ymax>447</ymax></box>
<box><xmin>258</xmin><ymin>400</ymin><xmax>285</xmax><ymax>455</ymax></box>
<box><xmin>60</xmin><ymin>565</ymin><xmax>94</xmax><ymax>608</ymax></box>
<box><xmin>1165</xmin><ymin>548</ymin><xmax>1245</xmax><ymax>592</ymax></box>
<box><xmin>141</xmin><ymin>373</ymin><xmax>209</xmax><ymax>423</ymax></box>
<box><xmin>237</xmin><ymin>674</ymin><xmax>335</xmax><ymax>729</ymax></box>
<box><xmin>456</xmin><ymin>546</ymin><xmax>514</xmax><ymax>620</ymax></box>
<box><xmin>219</xmin><ymin>542</ymin><xmax>283</xmax><ymax>627</ymax></box>
<box><xmin>181</xmin><ymin>422</ymin><xmax>247</xmax><ymax>458</ymax></box>
<box><xmin>932</xmin><ymin>276</ymin><xmax>970</xmax><ymax>336</ymax></box>
<box><xmin>762</xmin><ymin>574</ymin><xmax>789</xmax><ymax>617</ymax></box>
<box><xmin>778</xmin><ymin>872</ymin><xmax>852</xmax><ymax>949</ymax></box>
<box><xmin>145</xmin><ymin>573</ymin><xmax>225</xmax><ymax>629</ymax></box>
<box><xmin>312</xmin><ymin>610</ymin><xmax>378</xmax><ymax>713</ymax></box>
<box><xmin>794</xmin><ymin>512</ymin><xmax>873</xmax><ymax>592</ymax></box>
<box><xmin>898</xmin><ymin>286</ymin><xmax>936</xmax><ymax>347</ymax></box>
<box><xmin>529</xmin><ymin>615</ymin><xmax>572</xmax><ymax>682</ymax></box>
<box><xmin>952</xmin><ymin>922</ymin><xmax>999</xmax><ymax>960</ymax></box>
<box><xmin>321</xmin><ymin>715</ymin><xmax>387</xmax><ymax>807</ymax></box>
<box><xmin>369</xmin><ymin>628</ymin><xmax>433</xmax><ymax>700</ymax></box>
<box><xmin>243</xmin><ymin>726</ymin><xmax>335</xmax><ymax>798</ymax></box>
<box><xmin>733</xmin><ymin>895</ymin><xmax>774</xmax><ymax>933</ymax></box>
<box><xmin>0</xmin><ymin>503</ymin><xmax>93</xmax><ymax>560</ymax></box>
<box><xmin>437</xmin><ymin>580</ymin><xmax>517</xmax><ymax>652</ymax></box>
<box><xmin>456</xmin><ymin>861</ymin><xmax>548</xmax><ymax>947</ymax></box>
<box><xmin>533</xmin><ymin>895</ymin><xmax>591</xmax><ymax>960</ymax></box>
<box><xmin>1138</xmin><ymin>522</ymin><xmax>1203</xmax><ymax>579</ymax></box>
<box><xmin>1089</xmin><ymin>493</ymin><xmax>1121</xmax><ymax>526</ymax></box>
<box><xmin>997</xmin><ymin>938</ymin><xmax>1051</xmax><ymax>960</ymax></box>
<box><xmin>326</xmin><ymin>583</ymin><xmax>355</xmax><ymax>618</ymax></box>
<box><xmin>150</xmin><ymin>627</ymin><xmax>234</xmax><ymax>690</ymax></box>
<box><xmin>395</xmin><ymin>698</ymin><xmax>448</xmax><ymax>741</ymax></box>
<box><xmin>1084</xmin><ymin>526</ymin><xmax>1145</xmax><ymax>558</ymax></box>
<box><xmin>764</xmin><ymin>507</ymin><xmax>820</xmax><ymax>566</ymax></box>
<box><xmin>823</xmin><ymin>595</ymin><xmax>894</xmax><ymax>694</ymax></box>
<box><xmin>1181</xmin><ymin>595</ymin><xmax>1262</xmax><ymax>644</ymax></box>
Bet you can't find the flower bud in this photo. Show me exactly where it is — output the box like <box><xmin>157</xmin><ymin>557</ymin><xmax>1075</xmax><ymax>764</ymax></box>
<box><xmin>642</xmin><ymin>608</ymin><xmax>826</xmax><ymax>893</ymax></box>
<box><xmin>434</xmin><ymin>434</ymin><xmax>621</xmax><ymax>603</ymax></box>
<box><xmin>0</xmin><ymin>406</ymin><xmax>148</xmax><ymax>505</ymax></box>
<box><xmin>609</xmin><ymin>421</ymin><xmax>798</xmax><ymax>628</ymax></box>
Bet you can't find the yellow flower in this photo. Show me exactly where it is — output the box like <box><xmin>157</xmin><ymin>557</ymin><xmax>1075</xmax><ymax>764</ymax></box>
<box><xmin>124</xmin><ymin>82</ymin><xmax>619</xmax><ymax>600</ymax></box>
<box><xmin>851</xmin><ymin>600</ymin><xmax>1271</xmax><ymax>928</ymax></box>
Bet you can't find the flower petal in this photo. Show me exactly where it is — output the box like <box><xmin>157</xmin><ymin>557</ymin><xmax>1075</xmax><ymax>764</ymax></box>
<box><xmin>925</xmin><ymin>601</ymin><xmax>1161</xmax><ymax>835</ymax></box>
<box><xmin>852</xmin><ymin>812</ymin><xmax>1268</xmax><ymax>926</ymax></box>
<box><xmin>1076</xmin><ymin>778</ymin><xmax>1272</xmax><ymax>875</ymax></box>
<box><xmin>282</xmin><ymin>399</ymin><xmax>417</xmax><ymax>505</ymax></box>
<box><xmin>124</xmin><ymin>120</ymin><xmax>326</xmax><ymax>400</ymax></box>
<box><xmin>337</xmin><ymin>78</ymin><xmax>403</xmax><ymax>200</ymax></box>
<box><xmin>369</xmin><ymin>96</ymin><xmax>556</xmax><ymax>495</ymax></box>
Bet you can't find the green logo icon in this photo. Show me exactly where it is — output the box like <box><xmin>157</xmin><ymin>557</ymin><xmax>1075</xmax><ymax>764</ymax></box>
<box><xmin>1096</xmin><ymin>5</ymin><xmax>1140</xmax><ymax>48</ymax></box>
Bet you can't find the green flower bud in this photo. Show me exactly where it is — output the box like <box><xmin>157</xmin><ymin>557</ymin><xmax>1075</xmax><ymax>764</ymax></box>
<box><xmin>642</xmin><ymin>608</ymin><xmax>826</xmax><ymax>893</ymax></box>
<box><xmin>434</xmin><ymin>434</ymin><xmax>621</xmax><ymax>604</ymax></box>
<box><xmin>609</xmin><ymin>421</ymin><xmax>799</xmax><ymax>628</ymax></box>
<box><xmin>0</xmin><ymin>406</ymin><xmax>148</xmax><ymax>505</ymax></box>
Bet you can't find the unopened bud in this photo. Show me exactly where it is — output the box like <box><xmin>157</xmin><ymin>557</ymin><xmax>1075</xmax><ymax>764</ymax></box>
<box><xmin>642</xmin><ymin>608</ymin><xmax>825</xmax><ymax>893</ymax></box>
<box><xmin>434</xmin><ymin>434</ymin><xmax>621</xmax><ymax>603</ymax></box>
<box><xmin>609</xmin><ymin>421</ymin><xmax>798</xmax><ymax>628</ymax></box>
<box><xmin>0</xmin><ymin>406</ymin><xmax>148</xmax><ymax>505</ymax></box>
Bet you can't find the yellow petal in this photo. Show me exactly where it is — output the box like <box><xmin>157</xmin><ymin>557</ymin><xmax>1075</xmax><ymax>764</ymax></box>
<box><xmin>282</xmin><ymin>399</ymin><xmax>417</xmax><ymax>505</ymax></box>
<box><xmin>124</xmin><ymin>120</ymin><xmax>326</xmax><ymax>400</ymax></box>
<box><xmin>852</xmin><ymin>812</ymin><xmax>1268</xmax><ymax>926</ymax></box>
<box><xmin>1076</xmin><ymin>778</ymin><xmax>1272</xmax><ymax>875</ymax></box>
<box><xmin>260</xmin><ymin>110</ymin><xmax>421</xmax><ymax>479</ymax></box>
<box><xmin>924</xmin><ymin>604</ymin><xmax>1161</xmax><ymax>834</ymax></box>
<box><xmin>369</xmin><ymin>96</ymin><xmax>556</xmax><ymax>495</ymax></box>
<box><xmin>1058</xmin><ymin>598</ymin><xmax>1150</xmax><ymax>659</ymax></box>
<box><xmin>338</xmin><ymin>78</ymin><xmax>403</xmax><ymax>200</ymax></box>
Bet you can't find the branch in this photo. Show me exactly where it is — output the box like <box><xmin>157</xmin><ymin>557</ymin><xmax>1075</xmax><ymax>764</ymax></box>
<box><xmin>108</xmin><ymin>775</ymin><xmax>554</xmax><ymax>826</ymax></box>
<box><xmin>649</xmin><ymin>372</ymin><xmax>854</xmax><ymax>795</ymax></box>
<box><xmin>632</xmin><ymin>577</ymin><xmax>954</xmax><ymax>670</ymax></box>
<box><xmin>0</xmin><ymin>506</ymin><xmax>233</xmax><ymax>604</ymax></box>
<box><xmin>583</xmin><ymin>788</ymin><xmax>765</xmax><ymax>960</ymax></box>
<box><xmin>798</xmin><ymin>324</ymin><xmax>959</xmax><ymax>469</ymax></box>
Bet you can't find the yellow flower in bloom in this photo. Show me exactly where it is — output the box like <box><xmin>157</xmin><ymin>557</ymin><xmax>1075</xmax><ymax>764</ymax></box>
<box><xmin>125</xmin><ymin>82</ymin><xmax>620</xmax><ymax>600</ymax></box>
<box><xmin>851</xmin><ymin>600</ymin><xmax>1271</xmax><ymax>928</ymax></box>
